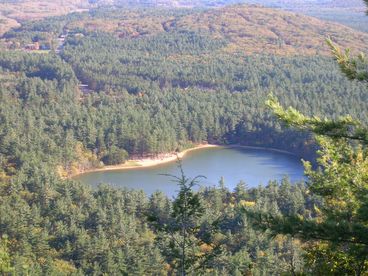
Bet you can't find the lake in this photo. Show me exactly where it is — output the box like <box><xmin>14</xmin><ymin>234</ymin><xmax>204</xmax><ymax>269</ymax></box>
<box><xmin>75</xmin><ymin>146</ymin><xmax>305</xmax><ymax>197</ymax></box>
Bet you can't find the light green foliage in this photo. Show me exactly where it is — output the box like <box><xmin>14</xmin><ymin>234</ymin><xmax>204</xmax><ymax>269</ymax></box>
<box><xmin>250</xmin><ymin>13</ymin><xmax>368</xmax><ymax>272</ymax></box>
<box><xmin>0</xmin><ymin>5</ymin><xmax>367</xmax><ymax>274</ymax></box>
<box><xmin>0</xmin><ymin>236</ymin><xmax>14</xmax><ymax>274</ymax></box>
<box><xmin>148</xmin><ymin>163</ymin><xmax>206</xmax><ymax>275</ymax></box>
<box><xmin>326</xmin><ymin>38</ymin><xmax>368</xmax><ymax>82</ymax></box>
<box><xmin>266</xmin><ymin>95</ymin><xmax>368</xmax><ymax>142</ymax></box>
<box><xmin>0</xmin><ymin>163</ymin><xmax>312</xmax><ymax>274</ymax></box>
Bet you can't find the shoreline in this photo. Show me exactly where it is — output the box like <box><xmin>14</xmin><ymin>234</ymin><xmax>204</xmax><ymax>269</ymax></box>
<box><xmin>71</xmin><ymin>144</ymin><xmax>300</xmax><ymax>179</ymax></box>
<box><xmin>71</xmin><ymin>144</ymin><xmax>220</xmax><ymax>178</ymax></box>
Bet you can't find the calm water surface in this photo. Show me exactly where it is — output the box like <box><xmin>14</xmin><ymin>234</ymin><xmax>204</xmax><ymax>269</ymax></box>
<box><xmin>75</xmin><ymin>147</ymin><xmax>305</xmax><ymax>197</ymax></box>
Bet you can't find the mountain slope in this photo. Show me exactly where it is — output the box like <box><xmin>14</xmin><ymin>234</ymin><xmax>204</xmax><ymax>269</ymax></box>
<box><xmin>0</xmin><ymin>0</ymin><xmax>90</xmax><ymax>35</ymax></box>
<box><xmin>3</xmin><ymin>4</ymin><xmax>368</xmax><ymax>56</ymax></box>
<box><xmin>239</xmin><ymin>0</ymin><xmax>368</xmax><ymax>32</ymax></box>
<box><xmin>171</xmin><ymin>5</ymin><xmax>368</xmax><ymax>55</ymax></box>
<box><xmin>1</xmin><ymin>0</ymin><xmax>367</xmax><ymax>36</ymax></box>
<box><xmin>62</xmin><ymin>5</ymin><xmax>368</xmax><ymax>56</ymax></box>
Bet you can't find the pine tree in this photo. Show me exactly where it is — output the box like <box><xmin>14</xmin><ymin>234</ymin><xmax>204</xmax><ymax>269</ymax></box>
<box><xmin>247</xmin><ymin>3</ymin><xmax>368</xmax><ymax>274</ymax></box>
<box><xmin>148</xmin><ymin>160</ymin><xmax>205</xmax><ymax>275</ymax></box>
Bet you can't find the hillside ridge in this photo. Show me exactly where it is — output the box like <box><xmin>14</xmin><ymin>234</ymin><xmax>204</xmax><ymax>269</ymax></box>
<box><xmin>172</xmin><ymin>5</ymin><xmax>368</xmax><ymax>55</ymax></box>
<box><xmin>58</xmin><ymin>4</ymin><xmax>368</xmax><ymax>56</ymax></box>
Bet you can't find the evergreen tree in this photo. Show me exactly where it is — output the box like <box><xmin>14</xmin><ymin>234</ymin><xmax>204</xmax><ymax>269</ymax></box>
<box><xmin>149</xmin><ymin>161</ymin><xmax>205</xmax><ymax>275</ymax></box>
<box><xmin>247</xmin><ymin>4</ymin><xmax>368</xmax><ymax>273</ymax></box>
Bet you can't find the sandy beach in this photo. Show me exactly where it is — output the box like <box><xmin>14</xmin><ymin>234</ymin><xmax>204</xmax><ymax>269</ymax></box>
<box><xmin>72</xmin><ymin>144</ymin><xmax>220</xmax><ymax>177</ymax></box>
<box><xmin>71</xmin><ymin>143</ymin><xmax>299</xmax><ymax>178</ymax></box>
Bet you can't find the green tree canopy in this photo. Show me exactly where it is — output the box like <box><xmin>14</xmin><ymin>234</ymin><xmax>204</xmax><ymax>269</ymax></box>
<box><xmin>247</xmin><ymin>4</ymin><xmax>368</xmax><ymax>273</ymax></box>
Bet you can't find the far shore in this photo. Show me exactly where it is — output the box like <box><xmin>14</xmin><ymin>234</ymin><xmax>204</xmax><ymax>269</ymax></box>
<box><xmin>71</xmin><ymin>144</ymin><xmax>301</xmax><ymax>178</ymax></box>
<box><xmin>71</xmin><ymin>144</ymin><xmax>220</xmax><ymax>178</ymax></box>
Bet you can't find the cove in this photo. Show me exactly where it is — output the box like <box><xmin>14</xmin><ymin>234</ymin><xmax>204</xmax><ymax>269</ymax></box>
<box><xmin>75</xmin><ymin>146</ymin><xmax>305</xmax><ymax>197</ymax></box>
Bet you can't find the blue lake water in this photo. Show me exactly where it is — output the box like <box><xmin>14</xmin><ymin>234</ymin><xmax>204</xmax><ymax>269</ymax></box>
<box><xmin>75</xmin><ymin>147</ymin><xmax>305</xmax><ymax>197</ymax></box>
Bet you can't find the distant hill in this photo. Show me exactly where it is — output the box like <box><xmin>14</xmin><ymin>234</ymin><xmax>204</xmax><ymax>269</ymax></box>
<box><xmin>2</xmin><ymin>1</ymin><xmax>367</xmax><ymax>55</ymax></box>
<box><xmin>237</xmin><ymin>0</ymin><xmax>368</xmax><ymax>32</ymax></box>
<box><xmin>172</xmin><ymin>5</ymin><xmax>368</xmax><ymax>55</ymax></box>
<box><xmin>0</xmin><ymin>0</ymin><xmax>90</xmax><ymax>35</ymax></box>
<box><xmin>0</xmin><ymin>0</ymin><xmax>90</xmax><ymax>21</ymax></box>
<box><xmin>62</xmin><ymin>5</ymin><xmax>368</xmax><ymax>56</ymax></box>
<box><xmin>1</xmin><ymin>0</ymin><xmax>367</xmax><ymax>36</ymax></box>
<box><xmin>237</xmin><ymin>0</ymin><xmax>366</xmax><ymax>10</ymax></box>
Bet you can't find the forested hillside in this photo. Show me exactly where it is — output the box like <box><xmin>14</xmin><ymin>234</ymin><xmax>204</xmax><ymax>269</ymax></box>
<box><xmin>0</xmin><ymin>3</ymin><xmax>367</xmax><ymax>274</ymax></box>
<box><xmin>170</xmin><ymin>5</ymin><xmax>368</xmax><ymax>55</ymax></box>
<box><xmin>0</xmin><ymin>0</ymin><xmax>89</xmax><ymax>35</ymax></box>
<box><xmin>4</xmin><ymin>5</ymin><xmax>368</xmax><ymax>54</ymax></box>
<box><xmin>1</xmin><ymin>8</ymin><xmax>367</xmax><ymax>175</ymax></box>
<box><xmin>1</xmin><ymin>0</ymin><xmax>367</xmax><ymax>36</ymax></box>
<box><xmin>240</xmin><ymin>0</ymin><xmax>368</xmax><ymax>32</ymax></box>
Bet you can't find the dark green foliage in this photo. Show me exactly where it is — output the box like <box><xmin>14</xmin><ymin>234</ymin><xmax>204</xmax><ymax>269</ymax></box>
<box><xmin>1</xmin><ymin>167</ymin><xmax>312</xmax><ymax>274</ymax></box>
<box><xmin>0</xmin><ymin>6</ymin><xmax>367</xmax><ymax>274</ymax></box>
<box><xmin>3</xmin><ymin>12</ymin><xmax>87</xmax><ymax>47</ymax></box>
<box><xmin>6</xmin><ymin>45</ymin><xmax>363</xmax><ymax>176</ymax></box>
<box><xmin>149</xmin><ymin>163</ymin><xmax>206</xmax><ymax>274</ymax></box>
<box><xmin>0</xmin><ymin>52</ymin><xmax>77</xmax><ymax>87</ymax></box>
<box><xmin>247</xmin><ymin>8</ymin><xmax>368</xmax><ymax>273</ymax></box>
<box><xmin>101</xmin><ymin>147</ymin><xmax>128</xmax><ymax>165</ymax></box>
<box><xmin>250</xmin><ymin>100</ymin><xmax>368</xmax><ymax>275</ymax></box>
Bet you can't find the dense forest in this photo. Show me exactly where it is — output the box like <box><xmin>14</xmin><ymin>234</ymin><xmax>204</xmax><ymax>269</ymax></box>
<box><xmin>1</xmin><ymin>0</ymin><xmax>367</xmax><ymax>40</ymax></box>
<box><xmin>0</xmin><ymin>3</ymin><xmax>367</xmax><ymax>275</ymax></box>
